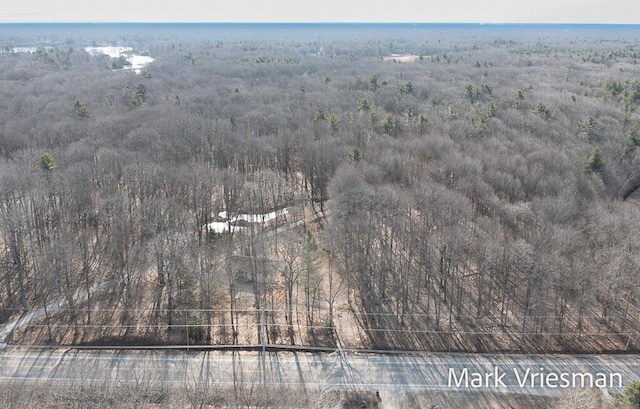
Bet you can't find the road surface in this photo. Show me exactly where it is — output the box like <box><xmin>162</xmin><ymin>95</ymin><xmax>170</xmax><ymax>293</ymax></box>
<box><xmin>1</xmin><ymin>348</ymin><xmax>638</xmax><ymax>406</ymax></box>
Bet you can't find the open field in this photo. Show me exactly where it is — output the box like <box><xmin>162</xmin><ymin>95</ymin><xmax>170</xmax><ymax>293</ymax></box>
<box><xmin>381</xmin><ymin>54</ymin><xmax>421</xmax><ymax>62</ymax></box>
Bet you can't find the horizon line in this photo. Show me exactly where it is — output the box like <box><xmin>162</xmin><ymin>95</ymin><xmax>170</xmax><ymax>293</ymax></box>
<box><xmin>1</xmin><ymin>21</ymin><xmax>640</xmax><ymax>25</ymax></box>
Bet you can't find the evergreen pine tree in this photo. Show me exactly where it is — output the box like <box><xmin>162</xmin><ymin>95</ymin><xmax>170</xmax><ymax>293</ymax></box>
<box><xmin>585</xmin><ymin>146</ymin><xmax>605</xmax><ymax>173</ymax></box>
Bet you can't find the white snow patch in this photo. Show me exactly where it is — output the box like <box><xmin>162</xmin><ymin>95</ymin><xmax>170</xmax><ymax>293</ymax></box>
<box><xmin>84</xmin><ymin>46</ymin><xmax>154</xmax><ymax>74</ymax></box>
<box><xmin>206</xmin><ymin>222</ymin><xmax>246</xmax><ymax>234</ymax></box>
<box><xmin>84</xmin><ymin>46</ymin><xmax>133</xmax><ymax>58</ymax></box>
<box><xmin>218</xmin><ymin>208</ymin><xmax>289</xmax><ymax>223</ymax></box>
<box><xmin>207</xmin><ymin>208</ymin><xmax>290</xmax><ymax>234</ymax></box>
<box><xmin>127</xmin><ymin>55</ymin><xmax>155</xmax><ymax>72</ymax></box>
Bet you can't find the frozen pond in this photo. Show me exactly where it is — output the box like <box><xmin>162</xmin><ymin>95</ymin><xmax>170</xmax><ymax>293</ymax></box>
<box><xmin>0</xmin><ymin>45</ymin><xmax>154</xmax><ymax>73</ymax></box>
<box><xmin>84</xmin><ymin>46</ymin><xmax>154</xmax><ymax>73</ymax></box>
<box><xmin>84</xmin><ymin>46</ymin><xmax>134</xmax><ymax>57</ymax></box>
<box><xmin>206</xmin><ymin>208</ymin><xmax>290</xmax><ymax>234</ymax></box>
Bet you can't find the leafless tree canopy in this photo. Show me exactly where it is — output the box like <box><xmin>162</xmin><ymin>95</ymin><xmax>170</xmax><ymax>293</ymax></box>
<box><xmin>2</xmin><ymin>24</ymin><xmax>640</xmax><ymax>353</ymax></box>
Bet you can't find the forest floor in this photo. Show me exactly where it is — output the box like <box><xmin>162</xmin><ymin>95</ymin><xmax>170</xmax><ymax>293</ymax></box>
<box><xmin>0</xmin><ymin>202</ymin><xmax>365</xmax><ymax>349</ymax></box>
<box><xmin>3</xmin><ymin>237</ymin><xmax>639</xmax><ymax>356</ymax></box>
<box><xmin>2</xmin><ymin>201</ymin><xmax>639</xmax><ymax>354</ymax></box>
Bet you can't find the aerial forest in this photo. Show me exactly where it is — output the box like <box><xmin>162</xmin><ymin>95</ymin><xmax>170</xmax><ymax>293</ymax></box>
<box><xmin>2</xmin><ymin>24</ymin><xmax>640</xmax><ymax>353</ymax></box>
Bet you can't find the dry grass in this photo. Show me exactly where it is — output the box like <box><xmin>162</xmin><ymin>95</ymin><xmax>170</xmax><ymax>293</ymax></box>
<box><xmin>396</xmin><ymin>390</ymin><xmax>555</xmax><ymax>409</ymax></box>
<box><xmin>3</xmin><ymin>380</ymin><xmax>599</xmax><ymax>409</ymax></box>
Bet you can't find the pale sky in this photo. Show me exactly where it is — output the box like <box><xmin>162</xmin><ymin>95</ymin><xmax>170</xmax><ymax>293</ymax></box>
<box><xmin>1</xmin><ymin>0</ymin><xmax>639</xmax><ymax>23</ymax></box>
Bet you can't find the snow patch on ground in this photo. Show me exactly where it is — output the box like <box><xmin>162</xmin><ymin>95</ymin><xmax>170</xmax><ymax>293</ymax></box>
<box><xmin>206</xmin><ymin>208</ymin><xmax>290</xmax><ymax>234</ymax></box>
<box><xmin>84</xmin><ymin>46</ymin><xmax>154</xmax><ymax>73</ymax></box>
<box><xmin>84</xmin><ymin>46</ymin><xmax>134</xmax><ymax>58</ymax></box>
<box><xmin>382</xmin><ymin>53</ymin><xmax>421</xmax><ymax>62</ymax></box>
<box><xmin>206</xmin><ymin>222</ymin><xmax>246</xmax><ymax>234</ymax></box>
<box><xmin>127</xmin><ymin>55</ymin><xmax>155</xmax><ymax>72</ymax></box>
